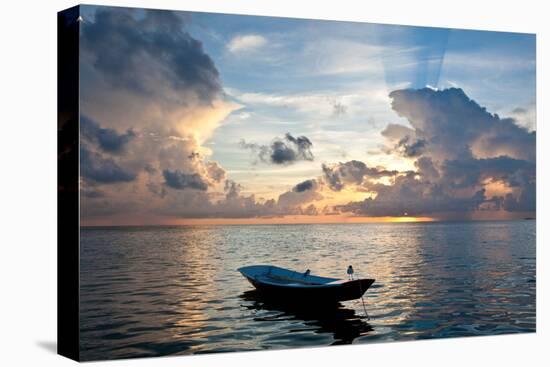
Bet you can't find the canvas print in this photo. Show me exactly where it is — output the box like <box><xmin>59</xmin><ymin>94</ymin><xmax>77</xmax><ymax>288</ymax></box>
<box><xmin>59</xmin><ymin>4</ymin><xmax>536</xmax><ymax>361</ymax></box>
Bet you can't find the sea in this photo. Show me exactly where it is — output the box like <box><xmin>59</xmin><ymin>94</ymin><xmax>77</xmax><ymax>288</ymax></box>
<box><xmin>79</xmin><ymin>220</ymin><xmax>536</xmax><ymax>360</ymax></box>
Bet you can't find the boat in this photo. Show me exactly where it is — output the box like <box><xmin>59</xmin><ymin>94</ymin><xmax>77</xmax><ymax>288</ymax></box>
<box><xmin>238</xmin><ymin>265</ymin><xmax>375</xmax><ymax>303</ymax></box>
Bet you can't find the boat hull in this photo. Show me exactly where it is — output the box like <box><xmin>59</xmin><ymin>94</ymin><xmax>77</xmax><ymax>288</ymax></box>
<box><xmin>239</xmin><ymin>266</ymin><xmax>375</xmax><ymax>303</ymax></box>
<box><xmin>246</xmin><ymin>277</ymin><xmax>374</xmax><ymax>303</ymax></box>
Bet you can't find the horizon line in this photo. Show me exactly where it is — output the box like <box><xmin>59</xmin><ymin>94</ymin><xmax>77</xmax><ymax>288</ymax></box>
<box><xmin>80</xmin><ymin>216</ymin><xmax>535</xmax><ymax>228</ymax></box>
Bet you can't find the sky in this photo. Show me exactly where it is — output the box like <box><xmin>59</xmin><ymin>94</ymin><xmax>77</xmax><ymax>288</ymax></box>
<box><xmin>77</xmin><ymin>5</ymin><xmax>536</xmax><ymax>225</ymax></box>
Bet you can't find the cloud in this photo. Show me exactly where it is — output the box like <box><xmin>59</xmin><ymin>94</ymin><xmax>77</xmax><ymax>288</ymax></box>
<box><xmin>228</xmin><ymin>88</ymin><xmax>391</xmax><ymax>120</ymax></box>
<box><xmin>79</xmin><ymin>8</ymin><xmax>384</xmax><ymax>222</ymax></box>
<box><xmin>82</xmin><ymin>190</ymin><xmax>106</xmax><ymax>199</ymax></box>
<box><xmin>277</xmin><ymin>180</ymin><xmax>323</xmax><ymax>211</ymax></box>
<box><xmin>79</xmin><ymin>7</ymin><xmax>245</xmax><ymax>223</ymax></box>
<box><xmin>77</xmin><ymin>5</ymin><xmax>321</xmax><ymax>222</ymax></box>
<box><xmin>322</xmin><ymin>160</ymin><xmax>399</xmax><ymax>191</ymax></box>
<box><xmin>227</xmin><ymin>34</ymin><xmax>267</xmax><ymax>53</ymax></box>
<box><xmin>441</xmin><ymin>156</ymin><xmax>534</xmax><ymax>190</ymax></box>
<box><xmin>81</xmin><ymin>116</ymin><xmax>135</xmax><ymax>153</ymax></box>
<box><xmin>240</xmin><ymin>133</ymin><xmax>314</xmax><ymax>165</ymax></box>
<box><xmin>395</xmin><ymin>136</ymin><xmax>427</xmax><ymax>157</ymax></box>
<box><xmin>81</xmin><ymin>183</ymin><xmax>107</xmax><ymax>199</ymax></box>
<box><xmin>293</xmin><ymin>179</ymin><xmax>316</xmax><ymax>192</ymax></box>
<box><xmin>381</xmin><ymin>126</ymin><xmax>427</xmax><ymax>158</ymax></box>
<box><xmin>509</xmin><ymin>104</ymin><xmax>536</xmax><ymax>132</ymax></box>
<box><xmin>303</xmin><ymin>38</ymin><xmax>385</xmax><ymax>76</ymax></box>
<box><xmin>80</xmin><ymin>147</ymin><xmax>136</xmax><ymax>184</ymax></box>
<box><xmin>82</xmin><ymin>8</ymin><xmax>221</xmax><ymax>102</ymax></box>
<box><xmin>503</xmin><ymin>182</ymin><xmax>535</xmax><ymax>212</ymax></box>
<box><xmin>205</xmin><ymin>161</ymin><xmax>226</xmax><ymax>183</ymax></box>
<box><xmin>224</xmin><ymin>180</ymin><xmax>242</xmax><ymax>199</ymax></box>
<box><xmin>154</xmin><ymin>175</ymin><xmax>323</xmax><ymax>219</ymax></box>
<box><xmin>78</xmin><ymin>8</ymin><xmax>536</xmax><ymax>223</ymax></box>
<box><xmin>302</xmin><ymin>204</ymin><xmax>319</xmax><ymax>216</ymax></box>
<box><xmin>81</xmin><ymin>8</ymin><xmax>239</xmax><ymax>145</ymax></box>
<box><xmin>336</xmin><ymin>87</ymin><xmax>536</xmax><ymax>217</ymax></box>
<box><xmin>388</xmin><ymin>87</ymin><xmax>535</xmax><ymax>162</ymax></box>
<box><xmin>157</xmin><ymin>176</ymin><xmax>324</xmax><ymax>219</ymax></box>
<box><xmin>414</xmin><ymin>157</ymin><xmax>439</xmax><ymax>181</ymax></box>
<box><xmin>163</xmin><ymin>170</ymin><xmax>209</xmax><ymax>191</ymax></box>
<box><xmin>381</xmin><ymin>123</ymin><xmax>415</xmax><ymax>141</ymax></box>
<box><xmin>335</xmin><ymin>155</ymin><xmax>535</xmax><ymax>217</ymax></box>
<box><xmin>335</xmin><ymin>174</ymin><xmax>489</xmax><ymax>217</ymax></box>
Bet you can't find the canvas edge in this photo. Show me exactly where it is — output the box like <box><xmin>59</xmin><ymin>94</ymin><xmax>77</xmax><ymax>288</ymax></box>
<box><xmin>57</xmin><ymin>4</ymin><xmax>81</xmax><ymax>362</ymax></box>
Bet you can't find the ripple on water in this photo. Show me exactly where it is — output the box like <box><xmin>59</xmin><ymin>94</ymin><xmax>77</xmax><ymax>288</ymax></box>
<box><xmin>80</xmin><ymin>221</ymin><xmax>536</xmax><ymax>361</ymax></box>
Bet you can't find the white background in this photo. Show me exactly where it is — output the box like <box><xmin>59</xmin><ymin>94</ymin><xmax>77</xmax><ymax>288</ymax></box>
<box><xmin>0</xmin><ymin>0</ymin><xmax>547</xmax><ymax>365</ymax></box>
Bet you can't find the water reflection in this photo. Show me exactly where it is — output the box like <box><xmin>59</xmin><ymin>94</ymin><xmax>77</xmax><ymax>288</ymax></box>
<box><xmin>239</xmin><ymin>290</ymin><xmax>373</xmax><ymax>345</ymax></box>
<box><xmin>80</xmin><ymin>221</ymin><xmax>535</xmax><ymax>360</ymax></box>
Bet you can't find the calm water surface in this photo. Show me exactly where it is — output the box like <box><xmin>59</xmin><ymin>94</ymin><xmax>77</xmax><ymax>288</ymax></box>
<box><xmin>80</xmin><ymin>221</ymin><xmax>536</xmax><ymax>360</ymax></box>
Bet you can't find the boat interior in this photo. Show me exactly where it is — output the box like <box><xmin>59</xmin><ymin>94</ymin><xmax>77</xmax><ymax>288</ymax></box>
<box><xmin>240</xmin><ymin>265</ymin><xmax>342</xmax><ymax>286</ymax></box>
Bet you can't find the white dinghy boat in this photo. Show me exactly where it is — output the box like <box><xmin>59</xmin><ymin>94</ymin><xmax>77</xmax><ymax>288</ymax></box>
<box><xmin>238</xmin><ymin>265</ymin><xmax>375</xmax><ymax>303</ymax></box>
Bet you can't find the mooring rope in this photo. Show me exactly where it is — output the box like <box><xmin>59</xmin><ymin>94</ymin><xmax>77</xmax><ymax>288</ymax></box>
<box><xmin>357</xmin><ymin>277</ymin><xmax>370</xmax><ymax>320</ymax></box>
<box><xmin>349</xmin><ymin>265</ymin><xmax>370</xmax><ymax>320</ymax></box>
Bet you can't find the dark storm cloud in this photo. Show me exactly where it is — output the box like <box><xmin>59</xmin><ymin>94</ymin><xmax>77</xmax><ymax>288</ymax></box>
<box><xmin>441</xmin><ymin>156</ymin><xmax>535</xmax><ymax>213</ymax></box>
<box><xmin>396</xmin><ymin>136</ymin><xmax>427</xmax><ymax>157</ymax></box>
<box><xmin>322</xmin><ymin>160</ymin><xmax>399</xmax><ymax>191</ymax></box>
<box><xmin>156</xmin><ymin>179</ymin><xmax>318</xmax><ymax>219</ymax></box>
<box><xmin>415</xmin><ymin>157</ymin><xmax>439</xmax><ymax>181</ymax></box>
<box><xmin>322</xmin><ymin>164</ymin><xmax>343</xmax><ymax>191</ymax></box>
<box><xmin>270</xmin><ymin>140</ymin><xmax>298</xmax><ymax>164</ymax></box>
<box><xmin>79</xmin><ymin>7</ymin><xmax>252</xmax><ymax>223</ymax></box>
<box><xmin>336</xmin><ymin>173</ymin><xmax>489</xmax><ymax>217</ymax></box>
<box><xmin>81</xmin><ymin>116</ymin><xmax>135</xmax><ymax>153</ymax></box>
<box><xmin>81</xmin><ymin>188</ymin><xmax>106</xmax><ymax>199</ymax></box>
<box><xmin>240</xmin><ymin>133</ymin><xmax>314</xmax><ymax>165</ymax></box>
<box><xmin>336</xmin><ymin>194</ymin><xmax>478</xmax><ymax>217</ymax></box>
<box><xmin>442</xmin><ymin>156</ymin><xmax>535</xmax><ymax>190</ymax></box>
<box><xmin>163</xmin><ymin>169</ymin><xmax>209</xmax><ymax>191</ymax></box>
<box><xmin>80</xmin><ymin>147</ymin><xmax>136</xmax><ymax>183</ymax></box>
<box><xmin>337</xmin><ymin>88</ymin><xmax>536</xmax><ymax>217</ymax></box>
<box><xmin>336</xmin><ymin>155</ymin><xmax>536</xmax><ymax>216</ymax></box>
<box><xmin>82</xmin><ymin>8</ymin><xmax>221</xmax><ymax>101</ymax></box>
<box><xmin>293</xmin><ymin>179</ymin><xmax>316</xmax><ymax>192</ymax></box>
<box><xmin>503</xmin><ymin>182</ymin><xmax>535</xmax><ymax>211</ymax></box>
<box><xmin>388</xmin><ymin>87</ymin><xmax>536</xmax><ymax>161</ymax></box>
